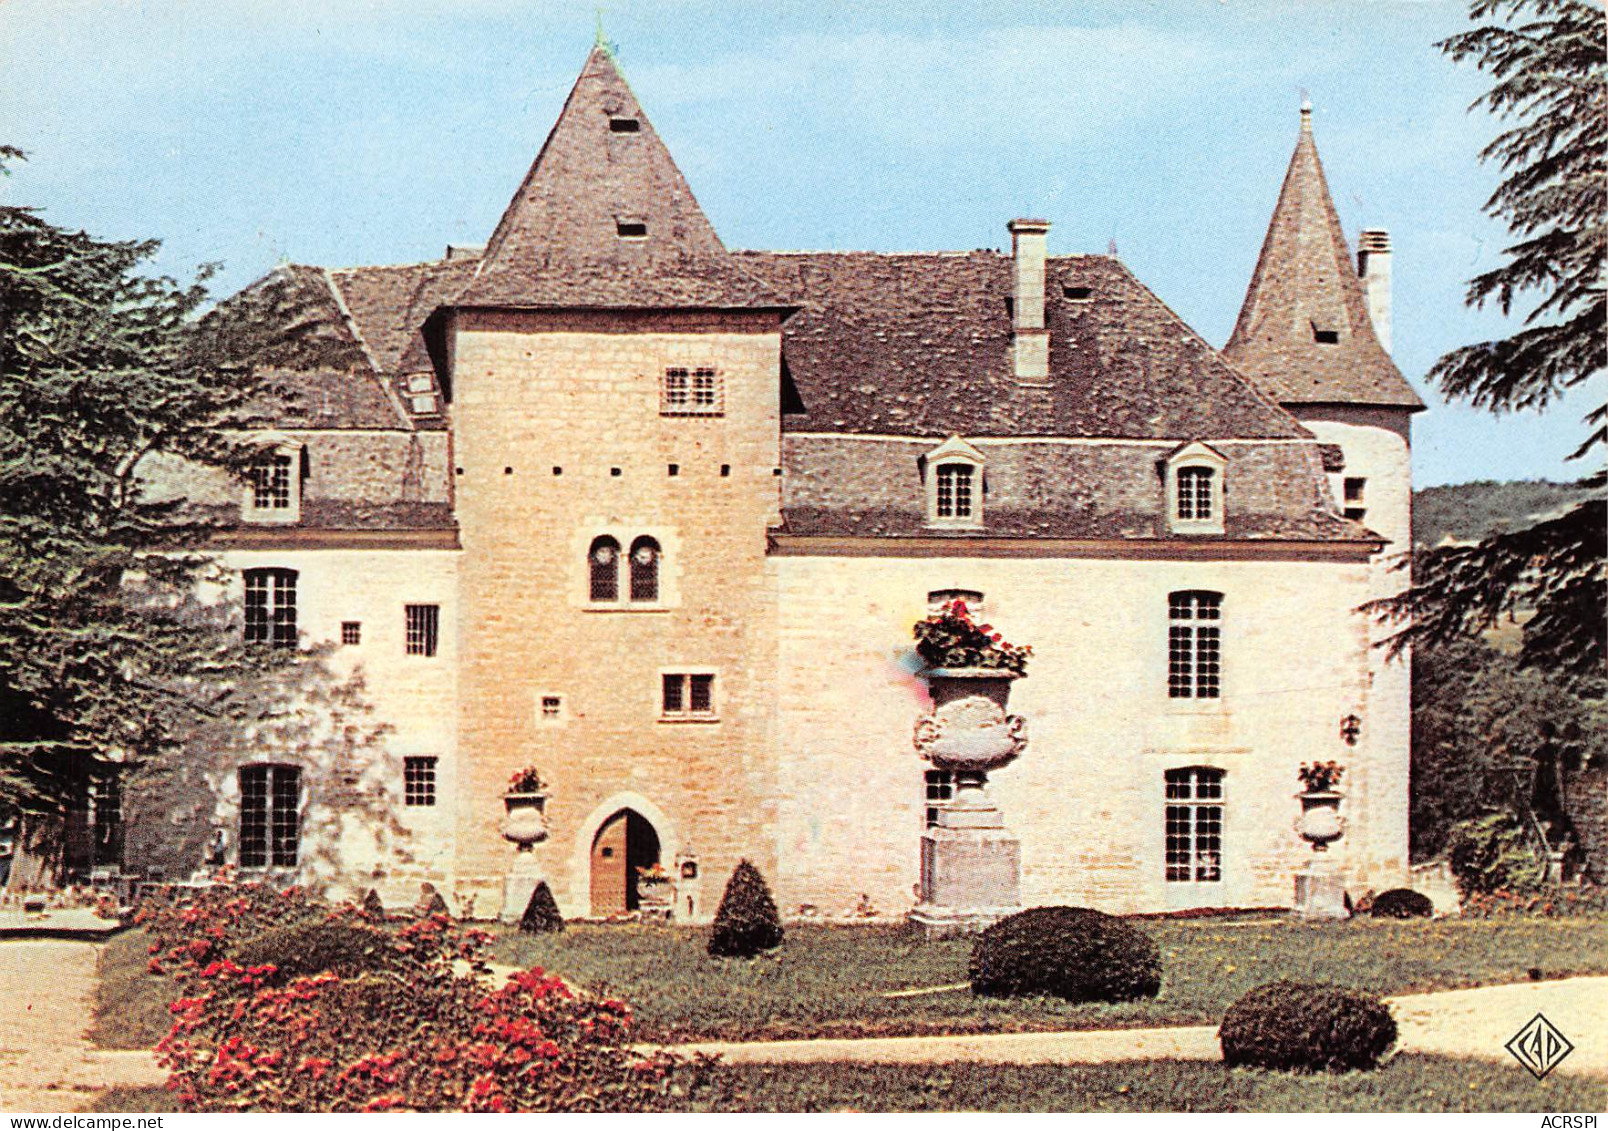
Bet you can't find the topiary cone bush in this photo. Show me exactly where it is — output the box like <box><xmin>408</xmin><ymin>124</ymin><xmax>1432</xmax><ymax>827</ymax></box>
<box><xmin>1369</xmin><ymin>888</ymin><xmax>1434</xmax><ymax>919</ymax></box>
<box><xmin>361</xmin><ymin>888</ymin><xmax>386</xmax><ymax>918</ymax></box>
<box><xmin>1219</xmin><ymin>981</ymin><xmax>1397</xmax><ymax>1072</ymax></box>
<box><xmin>968</xmin><ymin>906</ymin><xmax>1162</xmax><ymax>1003</ymax></box>
<box><xmin>707</xmin><ymin>860</ymin><xmax>784</xmax><ymax>958</ymax></box>
<box><xmin>519</xmin><ymin>881</ymin><xmax>565</xmax><ymax>934</ymax></box>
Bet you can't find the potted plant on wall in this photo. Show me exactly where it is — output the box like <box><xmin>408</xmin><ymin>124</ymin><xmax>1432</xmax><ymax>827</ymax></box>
<box><xmin>501</xmin><ymin>767</ymin><xmax>549</xmax><ymax>852</ymax></box>
<box><xmin>1295</xmin><ymin>761</ymin><xmax>1345</xmax><ymax>853</ymax></box>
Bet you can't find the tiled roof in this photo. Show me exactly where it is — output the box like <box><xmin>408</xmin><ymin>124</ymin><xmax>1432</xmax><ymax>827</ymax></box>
<box><xmin>738</xmin><ymin>251</ymin><xmax>1310</xmax><ymax>440</ymax></box>
<box><xmin>780</xmin><ymin>436</ymin><xmax>1368</xmax><ymax>543</ymax></box>
<box><xmin>329</xmin><ymin>264</ymin><xmax>432</xmax><ymax>372</ymax></box>
<box><xmin>1222</xmin><ymin>113</ymin><xmax>1423</xmax><ymax>409</ymax></box>
<box><xmin>219</xmin><ymin>266</ymin><xmax>407</xmax><ymax>431</ymax></box>
<box><xmin>455</xmin><ymin>46</ymin><xmax>788</xmax><ymax>311</ymax></box>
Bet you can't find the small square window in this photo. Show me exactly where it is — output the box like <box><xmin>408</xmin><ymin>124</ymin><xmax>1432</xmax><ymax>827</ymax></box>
<box><xmin>405</xmin><ymin>604</ymin><xmax>439</xmax><ymax>657</ymax></box>
<box><xmin>1313</xmin><ymin>327</ymin><xmax>1340</xmax><ymax>344</ymax></box>
<box><xmin>609</xmin><ymin>117</ymin><xmax>640</xmax><ymax>133</ymax></box>
<box><xmin>1343</xmin><ymin>477</ymin><xmax>1367</xmax><ymax>522</ymax></box>
<box><xmin>616</xmin><ymin>219</ymin><xmax>648</xmax><ymax>239</ymax></box>
<box><xmin>1062</xmin><ymin>285</ymin><xmax>1093</xmax><ymax>301</ymax></box>
<box><xmin>340</xmin><ymin>621</ymin><xmax>361</xmax><ymax>646</ymax></box>
<box><xmin>540</xmin><ymin>695</ymin><xmax>563</xmax><ymax>721</ymax></box>
<box><xmin>403</xmin><ymin>756</ymin><xmax>437</xmax><ymax>807</ymax></box>
<box><xmin>661</xmin><ymin>367</ymin><xmax>723</xmax><ymax>416</ymax></box>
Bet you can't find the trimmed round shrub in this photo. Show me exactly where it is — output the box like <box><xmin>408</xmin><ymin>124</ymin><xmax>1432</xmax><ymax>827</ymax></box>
<box><xmin>519</xmin><ymin>881</ymin><xmax>565</xmax><ymax>934</ymax></box>
<box><xmin>232</xmin><ymin>920</ymin><xmax>400</xmax><ymax>982</ymax></box>
<box><xmin>1369</xmin><ymin>887</ymin><xmax>1433</xmax><ymax>919</ymax></box>
<box><xmin>708</xmin><ymin>860</ymin><xmax>784</xmax><ymax>958</ymax></box>
<box><xmin>1219</xmin><ymin>981</ymin><xmax>1397</xmax><ymax>1072</ymax></box>
<box><xmin>968</xmin><ymin>906</ymin><xmax>1161</xmax><ymax>1003</ymax></box>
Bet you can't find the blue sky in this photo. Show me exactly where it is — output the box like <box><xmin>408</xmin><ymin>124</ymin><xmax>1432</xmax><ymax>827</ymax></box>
<box><xmin>2</xmin><ymin>0</ymin><xmax>1598</xmax><ymax>486</ymax></box>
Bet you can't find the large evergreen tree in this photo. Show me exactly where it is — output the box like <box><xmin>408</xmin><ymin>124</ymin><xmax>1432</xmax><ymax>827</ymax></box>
<box><xmin>1378</xmin><ymin>0</ymin><xmax>1605</xmax><ymax>679</ymax></box>
<box><xmin>0</xmin><ymin>148</ymin><xmax>341</xmax><ymax>835</ymax></box>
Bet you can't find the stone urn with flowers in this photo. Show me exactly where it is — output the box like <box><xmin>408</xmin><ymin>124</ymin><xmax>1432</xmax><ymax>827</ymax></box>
<box><xmin>501</xmin><ymin>767</ymin><xmax>550</xmax><ymax>852</ymax></box>
<box><xmin>1294</xmin><ymin>760</ymin><xmax>1346</xmax><ymax>853</ymax></box>
<box><xmin>909</xmin><ymin>597</ymin><xmax>1032</xmax><ymax>936</ymax></box>
<box><xmin>1293</xmin><ymin>760</ymin><xmax>1350</xmax><ymax>921</ymax></box>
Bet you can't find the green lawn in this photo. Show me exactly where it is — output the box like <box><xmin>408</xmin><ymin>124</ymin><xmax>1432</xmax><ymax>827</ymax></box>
<box><xmin>85</xmin><ymin>1056</ymin><xmax>1608</xmax><ymax>1114</ymax></box>
<box><xmin>95</xmin><ymin>915</ymin><xmax>1608</xmax><ymax>1050</ymax></box>
<box><xmin>490</xmin><ymin>916</ymin><xmax>1608</xmax><ymax>1042</ymax></box>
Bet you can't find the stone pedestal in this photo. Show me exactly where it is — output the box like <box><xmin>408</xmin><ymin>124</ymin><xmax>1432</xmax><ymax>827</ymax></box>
<box><xmin>500</xmin><ymin>854</ymin><xmax>544</xmax><ymax>924</ymax></box>
<box><xmin>1293</xmin><ymin>862</ymin><xmax>1350</xmax><ymax>921</ymax></box>
<box><xmin>910</xmin><ymin>817</ymin><xmax>1022</xmax><ymax>938</ymax></box>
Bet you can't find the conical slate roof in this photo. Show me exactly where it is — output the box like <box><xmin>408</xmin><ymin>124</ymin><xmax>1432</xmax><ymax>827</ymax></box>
<box><xmin>456</xmin><ymin>45</ymin><xmax>788</xmax><ymax>310</ymax></box>
<box><xmin>1223</xmin><ymin>108</ymin><xmax>1423</xmax><ymax>409</ymax></box>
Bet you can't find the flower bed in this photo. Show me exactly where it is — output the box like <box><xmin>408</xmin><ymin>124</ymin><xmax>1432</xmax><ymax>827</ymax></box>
<box><xmin>137</xmin><ymin>881</ymin><xmax>725</xmax><ymax>1112</ymax></box>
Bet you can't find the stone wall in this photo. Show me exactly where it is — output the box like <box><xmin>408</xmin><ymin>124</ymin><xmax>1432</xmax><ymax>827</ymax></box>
<box><xmin>447</xmin><ymin>309</ymin><xmax>784</xmax><ymax>920</ymax></box>
<box><xmin>771</xmin><ymin>550</ymin><xmax>1403</xmax><ymax>917</ymax></box>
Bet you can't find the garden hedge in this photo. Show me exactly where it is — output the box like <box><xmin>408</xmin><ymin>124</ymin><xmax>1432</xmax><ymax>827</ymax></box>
<box><xmin>968</xmin><ymin>906</ymin><xmax>1161</xmax><ymax>1003</ymax></box>
<box><xmin>231</xmin><ymin>921</ymin><xmax>400</xmax><ymax>982</ymax></box>
<box><xmin>1369</xmin><ymin>888</ymin><xmax>1434</xmax><ymax>919</ymax></box>
<box><xmin>1219</xmin><ymin>981</ymin><xmax>1397</xmax><ymax>1072</ymax></box>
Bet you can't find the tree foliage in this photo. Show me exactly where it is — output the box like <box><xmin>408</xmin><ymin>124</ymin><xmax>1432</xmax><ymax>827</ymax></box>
<box><xmin>1374</xmin><ymin>1</ymin><xmax>1606</xmax><ymax>678</ymax></box>
<box><xmin>0</xmin><ymin>147</ymin><xmax>339</xmax><ymax>821</ymax></box>
<box><xmin>1410</xmin><ymin>638</ymin><xmax>1605</xmax><ymax>861</ymax></box>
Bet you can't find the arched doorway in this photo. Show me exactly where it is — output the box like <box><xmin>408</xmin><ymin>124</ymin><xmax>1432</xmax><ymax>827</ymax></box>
<box><xmin>589</xmin><ymin>809</ymin><xmax>661</xmax><ymax>915</ymax></box>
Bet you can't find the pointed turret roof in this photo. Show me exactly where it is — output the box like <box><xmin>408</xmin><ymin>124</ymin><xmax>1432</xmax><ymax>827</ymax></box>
<box><xmin>1223</xmin><ymin>106</ymin><xmax>1423</xmax><ymax>409</ymax></box>
<box><xmin>455</xmin><ymin>45</ymin><xmax>788</xmax><ymax>310</ymax></box>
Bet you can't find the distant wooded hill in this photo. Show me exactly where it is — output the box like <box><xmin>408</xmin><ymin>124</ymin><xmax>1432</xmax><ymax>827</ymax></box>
<box><xmin>1413</xmin><ymin>479</ymin><xmax>1599</xmax><ymax>547</ymax></box>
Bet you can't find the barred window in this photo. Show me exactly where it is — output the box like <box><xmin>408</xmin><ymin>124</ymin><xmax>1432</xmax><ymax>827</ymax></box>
<box><xmin>248</xmin><ymin>455</ymin><xmax>293</xmax><ymax>510</ymax></box>
<box><xmin>405</xmin><ymin>604</ymin><xmax>439</xmax><ymax>657</ymax></box>
<box><xmin>589</xmin><ymin>536</ymin><xmax>620</xmax><ymax>602</ymax></box>
<box><xmin>1168</xmin><ymin>591</ymin><xmax>1222</xmax><ymax>699</ymax></box>
<box><xmin>935</xmin><ymin>464</ymin><xmax>975</xmax><ymax>520</ymax></box>
<box><xmin>1165</xmin><ymin>767</ymin><xmax>1224</xmax><ymax>883</ymax></box>
<box><xmin>239</xmin><ymin>765</ymin><xmax>300</xmax><ymax>869</ymax></box>
<box><xmin>1176</xmin><ymin>467</ymin><xmax>1214</xmax><ymax>521</ymax></box>
<box><xmin>630</xmin><ymin>536</ymin><xmax>660</xmax><ymax>602</ymax></box>
<box><xmin>924</xmin><ymin>769</ymin><xmax>954</xmax><ymax>830</ymax></box>
<box><xmin>661</xmin><ymin>367</ymin><xmax>722</xmax><ymax>416</ymax></box>
<box><xmin>661</xmin><ymin>673</ymin><xmax>716</xmax><ymax>719</ymax></box>
<box><xmin>403</xmin><ymin>756</ymin><xmax>437</xmax><ymax>807</ymax></box>
<box><xmin>243</xmin><ymin>568</ymin><xmax>298</xmax><ymax>648</ymax></box>
<box><xmin>340</xmin><ymin>621</ymin><xmax>361</xmax><ymax>646</ymax></box>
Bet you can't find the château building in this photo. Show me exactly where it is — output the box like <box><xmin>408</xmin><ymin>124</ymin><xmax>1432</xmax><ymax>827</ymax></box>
<box><xmin>114</xmin><ymin>43</ymin><xmax>1422</xmax><ymax>920</ymax></box>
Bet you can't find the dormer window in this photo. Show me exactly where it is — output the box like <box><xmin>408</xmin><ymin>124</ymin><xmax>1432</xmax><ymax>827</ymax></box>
<box><xmin>616</xmin><ymin>219</ymin><xmax>648</xmax><ymax>239</ymax></box>
<box><xmin>1165</xmin><ymin>442</ymin><xmax>1226</xmax><ymax>536</ymax></box>
<box><xmin>244</xmin><ymin>440</ymin><xmax>303</xmax><ymax>524</ymax></box>
<box><xmin>404</xmin><ymin>372</ymin><xmax>438</xmax><ymax>416</ymax></box>
<box><xmin>923</xmin><ymin>436</ymin><xmax>985</xmax><ymax>529</ymax></box>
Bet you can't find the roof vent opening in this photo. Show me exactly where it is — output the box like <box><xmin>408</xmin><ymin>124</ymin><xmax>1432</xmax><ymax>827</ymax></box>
<box><xmin>1062</xmin><ymin>285</ymin><xmax>1092</xmax><ymax>301</ymax></box>
<box><xmin>615</xmin><ymin>219</ymin><xmax>648</xmax><ymax>239</ymax></box>
<box><xmin>609</xmin><ymin>117</ymin><xmax>640</xmax><ymax>133</ymax></box>
<box><xmin>1313</xmin><ymin>327</ymin><xmax>1340</xmax><ymax>345</ymax></box>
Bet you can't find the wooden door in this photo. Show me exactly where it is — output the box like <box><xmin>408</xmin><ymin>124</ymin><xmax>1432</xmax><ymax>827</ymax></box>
<box><xmin>590</xmin><ymin>812</ymin><xmax>630</xmax><ymax>916</ymax></box>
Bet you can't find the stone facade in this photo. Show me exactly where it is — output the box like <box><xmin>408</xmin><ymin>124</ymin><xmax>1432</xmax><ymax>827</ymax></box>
<box><xmin>111</xmin><ymin>44</ymin><xmax>1420</xmax><ymax>923</ymax></box>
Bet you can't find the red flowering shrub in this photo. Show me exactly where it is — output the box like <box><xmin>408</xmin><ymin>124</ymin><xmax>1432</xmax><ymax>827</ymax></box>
<box><xmin>912</xmin><ymin>600</ymin><xmax>1032</xmax><ymax>674</ymax></box>
<box><xmin>141</xmin><ymin>881</ymin><xmax>726</xmax><ymax>1112</ymax></box>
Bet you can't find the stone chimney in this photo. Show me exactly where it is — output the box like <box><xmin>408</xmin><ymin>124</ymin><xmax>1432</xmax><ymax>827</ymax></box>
<box><xmin>1008</xmin><ymin>218</ymin><xmax>1051</xmax><ymax>385</ymax></box>
<box><xmin>1357</xmin><ymin>228</ymin><xmax>1392</xmax><ymax>354</ymax></box>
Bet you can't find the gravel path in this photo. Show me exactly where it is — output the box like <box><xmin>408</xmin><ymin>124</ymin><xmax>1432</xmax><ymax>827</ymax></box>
<box><xmin>668</xmin><ymin>976</ymin><xmax>1608</xmax><ymax>1077</ymax></box>
<box><xmin>0</xmin><ymin>941</ymin><xmax>165</xmax><ymax>1113</ymax></box>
